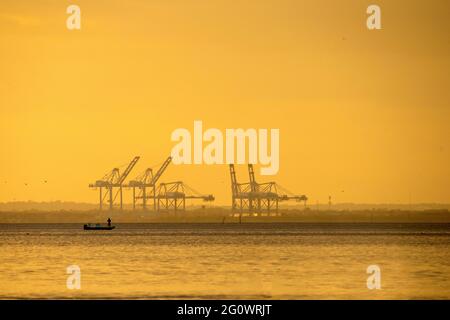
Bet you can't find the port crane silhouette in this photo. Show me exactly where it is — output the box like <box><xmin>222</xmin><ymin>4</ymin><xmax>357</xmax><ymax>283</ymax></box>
<box><xmin>89</xmin><ymin>156</ymin><xmax>140</xmax><ymax>210</ymax></box>
<box><xmin>156</xmin><ymin>181</ymin><xmax>214</xmax><ymax>213</ymax></box>
<box><xmin>230</xmin><ymin>164</ymin><xmax>307</xmax><ymax>214</ymax></box>
<box><xmin>128</xmin><ymin>156</ymin><xmax>172</xmax><ymax>211</ymax></box>
<box><xmin>90</xmin><ymin>155</ymin><xmax>215</xmax><ymax>212</ymax></box>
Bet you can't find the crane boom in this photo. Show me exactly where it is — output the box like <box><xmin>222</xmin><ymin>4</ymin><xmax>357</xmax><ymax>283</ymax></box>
<box><xmin>117</xmin><ymin>156</ymin><xmax>140</xmax><ymax>184</ymax></box>
<box><xmin>184</xmin><ymin>195</ymin><xmax>215</xmax><ymax>201</ymax></box>
<box><xmin>151</xmin><ymin>156</ymin><xmax>172</xmax><ymax>186</ymax></box>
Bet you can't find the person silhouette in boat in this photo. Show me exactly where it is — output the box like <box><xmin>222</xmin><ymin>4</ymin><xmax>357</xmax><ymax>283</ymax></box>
<box><xmin>107</xmin><ymin>217</ymin><xmax>111</xmax><ymax>227</ymax></box>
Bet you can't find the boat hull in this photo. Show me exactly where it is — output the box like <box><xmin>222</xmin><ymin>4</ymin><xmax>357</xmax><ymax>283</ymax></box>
<box><xmin>83</xmin><ymin>225</ymin><xmax>115</xmax><ymax>230</ymax></box>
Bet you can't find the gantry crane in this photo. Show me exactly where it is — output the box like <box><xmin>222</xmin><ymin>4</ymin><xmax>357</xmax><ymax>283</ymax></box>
<box><xmin>229</xmin><ymin>164</ymin><xmax>308</xmax><ymax>214</ymax></box>
<box><xmin>89</xmin><ymin>156</ymin><xmax>140</xmax><ymax>210</ymax></box>
<box><xmin>248</xmin><ymin>164</ymin><xmax>279</xmax><ymax>213</ymax></box>
<box><xmin>229</xmin><ymin>164</ymin><xmax>252</xmax><ymax>213</ymax></box>
<box><xmin>128</xmin><ymin>168</ymin><xmax>153</xmax><ymax>210</ymax></box>
<box><xmin>156</xmin><ymin>181</ymin><xmax>214</xmax><ymax>213</ymax></box>
<box><xmin>128</xmin><ymin>156</ymin><xmax>172</xmax><ymax>211</ymax></box>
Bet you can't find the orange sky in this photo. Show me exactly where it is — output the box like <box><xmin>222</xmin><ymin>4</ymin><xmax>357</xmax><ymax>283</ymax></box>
<box><xmin>0</xmin><ymin>0</ymin><xmax>449</xmax><ymax>205</ymax></box>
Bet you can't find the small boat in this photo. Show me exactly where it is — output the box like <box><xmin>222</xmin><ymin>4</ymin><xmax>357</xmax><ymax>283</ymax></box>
<box><xmin>83</xmin><ymin>223</ymin><xmax>116</xmax><ymax>230</ymax></box>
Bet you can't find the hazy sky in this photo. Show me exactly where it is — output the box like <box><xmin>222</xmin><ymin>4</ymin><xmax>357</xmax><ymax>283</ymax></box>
<box><xmin>0</xmin><ymin>0</ymin><xmax>449</xmax><ymax>205</ymax></box>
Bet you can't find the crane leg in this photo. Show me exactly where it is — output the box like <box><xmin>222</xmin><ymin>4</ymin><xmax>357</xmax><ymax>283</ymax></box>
<box><xmin>109</xmin><ymin>186</ymin><xmax>113</xmax><ymax>210</ymax></box>
<box><xmin>120</xmin><ymin>186</ymin><xmax>123</xmax><ymax>210</ymax></box>
<box><xmin>142</xmin><ymin>192</ymin><xmax>145</xmax><ymax>210</ymax></box>
<box><xmin>99</xmin><ymin>187</ymin><xmax>103</xmax><ymax>211</ymax></box>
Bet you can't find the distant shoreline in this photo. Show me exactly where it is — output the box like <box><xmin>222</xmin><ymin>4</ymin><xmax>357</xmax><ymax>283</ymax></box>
<box><xmin>0</xmin><ymin>209</ymin><xmax>449</xmax><ymax>224</ymax></box>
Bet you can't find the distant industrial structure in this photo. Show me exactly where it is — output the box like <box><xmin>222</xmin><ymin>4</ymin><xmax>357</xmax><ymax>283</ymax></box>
<box><xmin>89</xmin><ymin>156</ymin><xmax>307</xmax><ymax>214</ymax></box>
<box><xmin>156</xmin><ymin>181</ymin><xmax>214</xmax><ymax>213</ymax></box>
<box><xmin>127</xmin><ymin>156</ymin><xmax>172</xmax><ymax>211</ymax></box>
<box><xmin>88</xmin><ymin>156</ymin><xmax>140</xmax><ymax>211</ymax></box>
<box><xmin>89</xmin><ymin>156</ymin><xmax>214</xmax><ymax>212</ymax></box>
<box><xmin>229</xmin><ymin>164</ymin><xmax>307</xmax><ymax>214</ymax></box>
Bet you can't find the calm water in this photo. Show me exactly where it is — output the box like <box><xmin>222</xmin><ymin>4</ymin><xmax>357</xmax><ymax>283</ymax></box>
<box><xmin>1</xmin><ymin>223</ymin><xmax>449</xmax><ymax>299</ymax></box>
